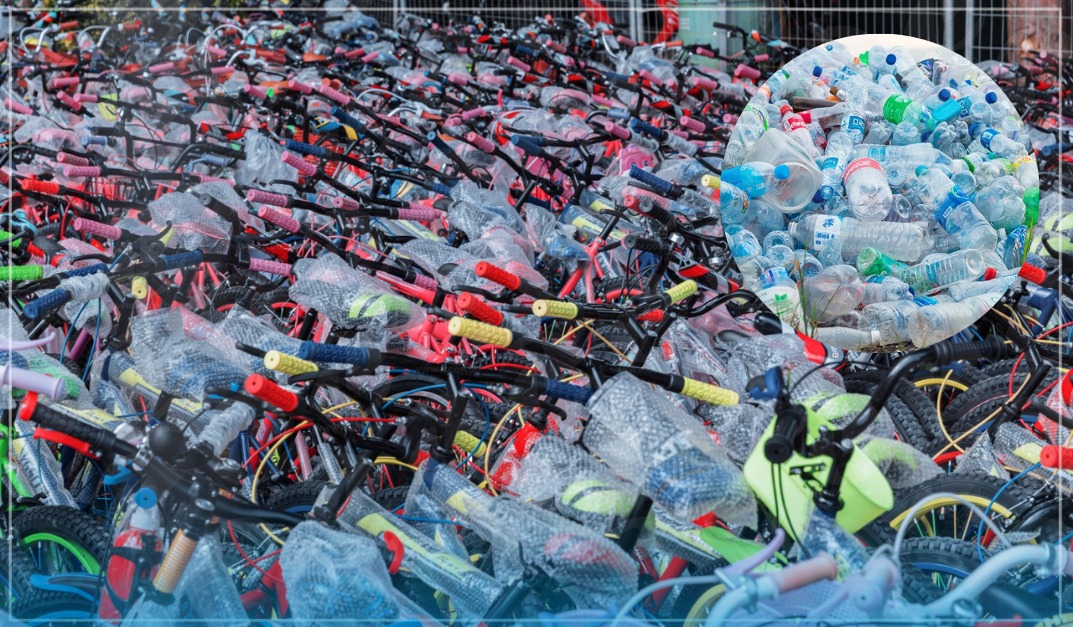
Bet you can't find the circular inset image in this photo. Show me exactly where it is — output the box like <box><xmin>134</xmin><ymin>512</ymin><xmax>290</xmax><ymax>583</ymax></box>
<box><xmin>720</xmin><ymin>35</ymin><xmax>1037</xmax><ymax>351</ymax></box>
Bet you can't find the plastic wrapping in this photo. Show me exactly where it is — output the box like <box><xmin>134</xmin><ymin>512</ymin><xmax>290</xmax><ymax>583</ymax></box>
<box><xmin>281</xmin><ymin>521</ymin><xmax>400</xmax><ymax>623</ymax></box>
<box><xmin>10</xmin><ymin>419</ymin><xmax>78</xmax><ymax>508</ymax></box>
<box><xmin>289</xmin><ymin>253</ymin><xmax>422</xmax><ymax>331</ymax></box>
<box><xmin>396</xmin><ymin>239</ymin><xmax>490</xmax><ymax>292</ymax></box>
<box><xmin>425</xmin><ymin>460</ymin><xmax>638</xmax><ymax>609</ymax></box>
<box><xmin>582</xmin><ymin>374</ymin><xmax>757</xmax><ymax>528</ymax></box>
<box><xmin>147</xmin><ymin>192</ymin><xmax>230</xmax><ymax>253</ymax></box>
<box><xmin>210</xmin><ymin>307</ymin><xmax>304</xmax><ymax>376</ymax></box>
<box><xmin>858</xmin><ymin>436</ymin><xmax>942</xmax><ymax>490</ymax></box>
<box><xmin>238</xmin><ymin>129</ymin><xmax>298</xmax><ymax>193</ymax></box>
<box><xmin>701</xmin><ymin>402</ymin><xmax>776</xmax><ymax>464</ymax></box>
<box><xmin>336</xmin><ymin>487</ymin><xmax>504</xmax><ymax>619</ymax></box>
<box><xmin>954</xmin><ymin>435</ymin><xmax>1007</xmax><ymax>479</ymax></box>
<box><xmin>192</xmin><ymin>403</ymin><xmax>255</xmax><ymax>456</ymax></box>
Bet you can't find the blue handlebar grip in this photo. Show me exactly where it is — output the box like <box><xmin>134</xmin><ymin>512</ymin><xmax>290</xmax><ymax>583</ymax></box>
<box><xmin>510</xmin><ymin>135</ymin><xmax>542</xmax><ymax>156</ymax></box>
<box><xmin>157</xmin><ymin>251</ymin><xmax>204</xmax><ymax>271</ymax></box>
<box><xmin>606</xmin><ymin>108</ymin><xmax>630</xmax><ymax>120</ymax></box>
<box><xmin>427</xmin><ymin>133</ymin><xmax>453</xmax><ymax>155</ymax></box>
<box><xmin>64</xmin><ymin>263</ymin><xmax>108</xmax><ymax>278</ymax></box>
<box><xmin>428</xmin><ymin>182</ymin><xmax>454</xmax><ymax>197</ymax></box>
<box><xmin>543</xmin><ymin>378</ymin><xmax>594</xmax><ymax>405</ymax></box>
<box><xmin>629</xmin><ymin>165</ymin><xmax>673</xmax><ymax>196</ymax></box>
<box><xmin>629</xmin><ymin>118</ymin><xmax>663</xmax><ymax>139</ymax></box>
<box><xmin>297</xmin><ymin>342</ymin><xmax>382</xmax><ymax>368</ymax></box>
<box><xmin>516</xmin><ymin>45</ymin><xmax>538</xmax><ymax>57</ymax></box>
<box><xmin>82</xmin><ymin>135</ymin><xmax>108</xmax><ymax>147</ymax></box>
<box><xmin>605</xmin><ymin>71</ymin><xmax>632</xmax><ymax>84</ymax></box>
<box><xmin>284</xmin><ymin>139</ymin><xmax>327</xmax><ymax>159</ymax></box>
<box><xmin>24</xmin><ymin>288</ymin><xmax>71</xmax><ymax>320</ymax></box>
<box><xmin>200</xmin><ymin>153</ymin><xmax>230</xmax><ymax>167</ymax></box>
<box><xmin>330</xmin><ymin>106</ymin><xmax>364</xmax><ymax>131</ymax></box>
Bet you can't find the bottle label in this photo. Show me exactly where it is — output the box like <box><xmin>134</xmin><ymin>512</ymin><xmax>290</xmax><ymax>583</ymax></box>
<box><xmin>979</xmin><ymin>128</ymin><xmax>999</xmax><ymax>150</ymax></box>
<box><xmin>913</xmin><ymin>296</ymin><xmax>939</xmax><ymax>306</ymax></box>
<box><xmin>844</xmin><ymin>115</ymin><xmax>865</xmax><ymax>136</ymax></box>
<box><xmin>821</xmin><ymin>157</ymin><xmax>839</xmax><ymax>172</ymax></box>
<box><xmin>866</xmin><ymin>275</ymin><xmax>888</xmax><ymax>284</ymax></box>
<box><xmin>784</xmin><ymin>115</ymin><xmax>807</xmax><ymax>133</ymax></box>
<box><xmin>811</xmin><ymin>216</ymin><xmax>841</xmax><ymax>251</ymax></box>
<box><xmin>934</xmin><ymin>191</ymin><xmax>968</xmax><ymax>233</ymax></box>
<box><xmin>842</xmin><ymin>157</ymin><xmax>881</xmax><ymax>183</ymax></box>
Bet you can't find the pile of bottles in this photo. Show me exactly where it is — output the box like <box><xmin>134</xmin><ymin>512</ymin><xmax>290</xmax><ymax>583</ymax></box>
<box><xmin>720</xmin><ymin>39</ymin><xmax>1039</xmax><ymax>350</ymax></box>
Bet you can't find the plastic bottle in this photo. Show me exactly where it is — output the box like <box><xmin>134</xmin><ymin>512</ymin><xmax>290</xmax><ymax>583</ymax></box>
<box><xmin>910</xmin><ymin>166</ymin><xmax>997</xmax><ymax>251</ymax></box>
<box><xmin>907</xmin><ymin>294</ymin><xmax>994</xmax><ymax>346</ymax></box>
<box><xmin>861</xmin><ymin>274</ymin><xmax>914</xmax><ymax>304</ymax></box>
<box><xmin>803</xmin><ymin>265</ymin><xmax>864</xmax><ymax>322</ymax></box>
<box><xmin>780</xmin><ymin>104</ymin><xmax>821</xmax><ymax>158</ymax></box>
<box><xmin>756</xmin><ymin>266</ymin><xmax>804</xmax><ymax>325</ymax></box>
<box><xmin>98</xmin><ymin>492</ymin><xmax>163</xmax><ymax>620</ymax></box>
<box><xmin>853</xmin><ymin>143</ymin><xmax>949</xmax><ymax>168</ymax></box>
<box><xmin>947</xmin><ymin>275</ymin><xmax>1016</xmax><ymax>301</ymax></box>
<box><xmin>818</xmin><ymin>131</ymin><xmax>854</xmax><ymax>200</ymax></box>
<box><xmin>968</xmin><ymin>123</ymin><xmax>1028</xmax><ymax>159</ymax></box>
<box><xmin>974</xmin><ymin>176</ymin><xmax>1026</xmax><ymax>231</ymax></box>
<box><xmin>843</xmin><ymin>158</ymin><xmax>893</xmax><ymax>221</ymax></box>
<box><xmin>721</xmin><ymin>162</ymin><xmax>790</xmax><ymax>198</ymax></box>
<box><xmin>858</xmin><ymin>299</ymin><xmax>918</xmax><ymax>345</ymax></box>
<box><xmin>895</xmin><ymin>248</ymin><xmax>988</xmax><ymax>293</ymax></box>
<box><xmin>789</xmin><ymin>214</ymin><xmax>926</xmax><ymax>262</ymax></box>
<box><xmin>855</xmin><ymin>247</ymin><xmax>909</xmax><ymax>277</ymax></box>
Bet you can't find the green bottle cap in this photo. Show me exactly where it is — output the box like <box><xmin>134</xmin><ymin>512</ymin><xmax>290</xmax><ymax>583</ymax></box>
<box><xmin>1023</xmin><ymin>187</ymin><xmax>1039</xmax><ymax>227</ymax></box>
<box><xmin>856</xmin><ymin>247</ymin><xmax>904</xmax><ymax>276</ymax></box>
<box><xmin>858</xmin><ymin>50</ymin><xmax>870</xmax><ymax>65</ymax></box>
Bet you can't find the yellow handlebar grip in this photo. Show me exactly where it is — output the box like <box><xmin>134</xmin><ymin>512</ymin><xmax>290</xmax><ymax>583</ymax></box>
<box><xmin>700</xmin><ymin>174</ymin><xmax>720</xmax><ymax>189</ymax></box>
<box><xmin>453</xmin><ymin>431</ymin><xmax>487</xmax><ymax>458</ymax></box>
<box><xmin>665</xmin><ymin>280</ymin><xmax>698</xmax><ymax>304</ymax></box>
<box><xmin>131</xmin><ymin>276</ymin><xmax>148</xmax><ymax>300</ymax></box>
<box><xmin>532</xmin><ymin>299</ymin><xmax>579</xmax><ymax>320</ymax></box>
<box><xmin>680</xmin><ymin>378</ymin><xmax>739</xmax><ymax>406</ymax></box>
<box><xmin>447</xmin><ymin>316</ymin><xmax>514</xmax><ymax>348</ymax></box>
<box><xmin>264</xmin><ymin>350</ymin><xmax>319</xmax><ymax>375</ymax></box>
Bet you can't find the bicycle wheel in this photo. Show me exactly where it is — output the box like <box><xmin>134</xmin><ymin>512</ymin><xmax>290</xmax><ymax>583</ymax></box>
<box><xmin>842</xmin><ymin>370</ymin><xmax>942</xmax><ymax>454</ymax></box>
<box><xmin>13</xmin><ymin>507</ymin><xmax>110</xmax><ymax>576</ymax></box>
<box><xmin>943</xmin><ymin>373</ymin><xmax>1057</xmax><ymax>453</ymax></box>
<box><xmin>11</xmin><ymin>589</ymin><xmax>95</xmax><ymax>626</ymax></box>
<box><xmin>855</xmin><ymin>474</ymin><xmax>1032</xmax><ymax>547</ymax></box>
<box><xmin>667</xmin><ymin>562</ymin><xmax>728</xmax><ymax>627</ymax></box>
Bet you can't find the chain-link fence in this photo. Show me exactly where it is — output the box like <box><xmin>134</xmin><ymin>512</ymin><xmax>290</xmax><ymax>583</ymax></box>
<box><xmin>368</xmin><ymin>0</ymin><xmax>1068</xmax><ymax>61</ymax></box>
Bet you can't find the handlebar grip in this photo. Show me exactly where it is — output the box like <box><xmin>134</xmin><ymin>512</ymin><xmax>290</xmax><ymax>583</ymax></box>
<box><xmin>315</xmin><ymin>83</ymin><xmax>351</xmax><ymax>105</ymax></box>
<box><xmin>665</xmin><ymin>280</ymin><xmax>698</xmax><ymax>304</ymax></box>
<box><xmin>200</xmin><ymin>154</ymin><xmax>230</xmax><ymax>167</ymax></box>
<box><xmin>542</xmin><ymin>378</ymin><xmax>593</xmax><ymax>405</ymax></box>
<box><xmin>475</xmin><ymin>261</ymin><xmax>522</xmax><ymax>291</ymax></box>
<box><xmin>50</xmin><ymin>76</ymin><xmax>80</xmax><ymax>88</ymax></box>
<box><xmin>19</xmin><ymin>179</ymin><xmax>61</xmax><ymax>195</ymax></box>
<box><xmin>64</xmin><ymin>263</ymin><xmax>108</xmax><ymax>278</ymax></box>
<box><xmin>157</xmin><ymin>251</ymin><xmax>204</xmax><ymax>272</ymax></box>
<box><xmin>515</xmin><ymin>44</ymin><xmax>538</xmax><ymax>57</ymax></box>
<box><xmin>5</xmin><ymin>98</ymin><xmax>32</xmax><ymax>114</ymax></box>
<box><xmin>679</xmin><ymin>115</ymin><xmax>706</xmax><ymax>133</ymax></box>
<box><xmin>510</xmin><ymin>135</ymin><xmax>542</xmax><ymax>157</ymax></box>
<box><xmin>283</xmin><ymin>139</ymin><xmax>327</xmax><ymax>159</ymax></box>
<box><xmin>629</xmin><ymin>165</ymin><xmax>673</xmax><ymax>196</ymax></box>
<box><xmin>1</xmin><ymin>364</ymin><xmax>63</xmax><ymax>399</ymax></box>
<box><xmin>396</xmin><ymin>208</ymin><xmax>442</xmax><ymax>222</ymax></box>
<box><xmin>17</xmin><ymin>392</ymin><xmax>124</xmax><ymax>455</ymax></box>
<box><xmin>56</xmin><ymin>91</ymin><xmax>81</xmax><ymax>111</ymax></box>
<box><xmin>243</xmin><ymin>374</ymin><xmax>298</xmax><ymax>412</ymax></box>
<box><xmin>507</xmin><ymin>56</ymin><xmax>532</xmax><ymax>73</ymax></box>
<box><xmin>361</xmin><ymin>51</ymin><xmax>380</xmax><ymax>64</ymax></box>
<box><xmin>638</xmin><ymin>69</ymin><xmax>664</xmax><ymax>87</ymax></box>
<box><xmin>629</xmin><ymin>118</ymin><xmax>663</xmax><ymax>139</ymax></box>
<box><xmin>257</xmin><ymin>207</ymin><xmax>301</xmax><ymax>233</ymax></box>
<box><xmin>264</xmin><ymin>351</ymin><xmax>319</xmax><ymax>375</ymax></box>
<box><xmin>72</xmin><ymin>217</ymin><xmax>121</xmax><ymax>241</ymax></box>
<box><xmin>691</xmin><ymin>76</ymin><xmax>720</xmax><ymax>91</ymax></box>
<box><xmin>605</xmin><ymin>71</ymin><xmax>632</xmax><ymax>84</ymax></box>
<box><xmin>461</xmin><ymin>107</ymin><xmax>488</xmax><ymax>121</ymax></box>
<box><xmin>1018</xmin><ymin>263</ymin><xmax>1047</xmax><ymax>285</ymax></box>
<box><xmin>62</xmin><ymin>165</ymin><xmax>101</xmax><ymax>179</ymax></box>
<box><xmin>331</xmin><ymin>196</ymin><xmax>360</xmax><ymax>211</ymax></box>
<box><xmin>623</xmin><ymin>233</ymin><xmax>666</xmax><ymax>253</ymax></box>
<box><xmin>531</xmin><ymin>299</ymin><xmax>579</xmax><ymax>320</ymax></box>
<box><xmin>453</xmin><ymin>431</ymin><xmax>487</xmax><ymax>457</ymax></box>
<box><xmin>754</xmin><ymin>53</ymin><xmax>771</xmax><ymax>62</ymax></box>
<box><xmin>447</xmin><ymin>316</ymin><xmax>513</xmax><ymax>348</ymax></box>
<box><xmin>246</xmin><ymin>189</ymin><xmax>290</xmax><ymax>208</ymax></box>
<box><xmin>55</xmin><ymin>152</ymin><xmax>89</xmax><ymax>166</ymax></box>
<box><xmin>680</xmin><ymin>378</ymin><xmax>739</xmax><ymax>406</ymax></box>
<box><xmin>281</xmin><ymin>151</ymin><xmax>318</xmax><ymax>177</ymax></box>
<box><xmin>248</xmin><ymin>257</ymin><xmax>292</xmax><ymax>276</ymax></box>
<box><xmin>930</xmin><ymin>336</ymin><xmax>1008</xmax><ymax>364</ymax></box>
<box><xmin>734</xmin><ymin>64</ymin><xmax>762</xmax><ymax>80</ymax></box>
<box><xmin>23</xmin><ymin>289</ymin><xmax>71</xmax><ymax>320</ymax></box>
<box><xmin>465</xmin><ymin>132</ymin><xmax>496</xmax><ymax>154</ymax></box>
<box><xmin>546</xmin><ymin>41</ymin><xmax>566</xmax><ymax>54</ymax></box>
<box><xmin>286</xmin><ymin>79</ymin><xmax>313</xmax><ymax>94</ymax></box>
<box><xmin>297</xmin><ymin>342</ymin><xmax>382</xmax><ymax>369</ymax></box>
<box><xmin>1</xmin><ymin>266</ymin><xmax>45</xmax><ymax>281</ymax></box>
<box><xmin>1040</xmin><ymin>445</ymin><xmax>1073</xmax><ymax>470</ymax></box>
<box><xmin>148</xmin><ymin>62</ymin><xmax>175</xmax><ymax>74</ymax></box>
<box><xmin>604</xmin><ymin>122</ymin><xmax>631</xmax><ymax>140</ymax></box>
<box><xmin>457</xmin><ymin>293</ymin><xmax>504</xmax><ymax>326</ymax></box>
<box><xmin>768</xmin><ymin>554</ymin><xmax>839</xmax><ymax>593</ymax></box>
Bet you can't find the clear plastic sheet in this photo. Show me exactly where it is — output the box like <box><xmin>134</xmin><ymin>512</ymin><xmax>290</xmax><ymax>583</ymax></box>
<box><xmin>582</xmin><ymin>372</ymin><xmax>758</xmax><ymax>528</ymax></box>
<box><xmin>289</xmin><ymin>252</ymin><xmax>422</xmax><ymax>331</ymax></box>
<box><xmin>147</xmin><ymin>192</ymin><xmax>230</xmax><ymax>253</ymax></box>
<box><xmin>238</xmin><ymin>129</ymin><xmax>298</xmax><ymax>193</ymax></box>
<box><xmin>280</xmin><ymin>521</ymin><xmax>401</xmax><ymax>623</ymax></box>
<box><xmin>858</xmin><ymin>436</ymin><xmax>942</xmax><ymax>490</ymax></box>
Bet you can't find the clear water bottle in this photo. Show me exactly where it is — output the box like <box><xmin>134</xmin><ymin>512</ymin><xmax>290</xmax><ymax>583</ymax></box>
<box><xmin>895</xmin><ymin>248</ymin><xmax>988</xmax><ymax>292</ymax></box>
<box><xmin>843</xmin><ymin>158</ymin><xmax>893</xmax><ymax>221</ymax></box>
<box><xmin>935</xmin><ymin>195</ymin><xmax>998</xmax><ymax>251</ymax></box>
<box><xmin>854</xmin><ymin>143</ymin><xmax>948</xmax><ymax>168</ymax></box>
<box><xmin>790</xmin><ymin>214</ymin><xmax>926</xmax><ymax>262</ymax></box>
<box><xmin>861</xmin><ymin>274</ymin><xmax>914</xmax><ymax>304</ymax></box>
<box><xmin>779</xmin><ymin>104</ymin><xmax>822</xmax><ymax>158</ymax></box>
<box><xmin>948</xmin><ymin>276</ymin><xmax>1016</xmax><ymax>301</ymax></box>
<box><xmin>721</xmin><ymin>162</ymin><xmax>791</xmax><ymax>198</ymax></box>
<box><xmin>975</xmin><ymin>176</ymin><xmax>1026</xmax><ymax>231</ymax></box>
<box><xmin>756</xmin><ymin>266</ymin><xmax>804</xmax><ymax>325</ymax></box>
<box><xmin>1000</xmin><ymin>225</ymin><xmax>1028</xmax><ymax>268</ymax></box>
<box><xmin>724</xmin><ymin>105</ymin><xmax>768</xmax><ymax>164</ymax></box>
<box><xmin>968</xmin><ymin>123</ymin><xmax>1028</xmax><ymax>159</ymax></box>
<box><xmin>818</xmin><ymin>131</ymin><xmax>854</xmax><ymax>200</ymax></box>
<box><xmin>890</xmin><ymin>121</ymin><xmax>919</xmax><ymax>146</ymax></box>
<box><xmin>803</xmin><ymin>265</ymin><xmax>864</xmax><ymax>322</ymax></box>
<box><xmin>858</xmin><ymin>299</ymin><xmax>919</xmax><ymax>345</ymax></box>
<box><xmin>907</xmin><ymin>295</ymin><xmax>994</xmax><ymax>346</ymax></box>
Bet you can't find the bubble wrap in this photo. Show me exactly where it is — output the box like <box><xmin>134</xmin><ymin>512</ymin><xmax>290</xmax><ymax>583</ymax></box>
<box><xmin>404</xmin><ymin>467</ymin><xmax>470</xmax><ymax>560</ymax></box>
<box><xmin>148</xmin><ymin>192</ymin><xmax>230</xmax><ymax>253</ymax></box>
<box><xmin>193</xmin><ymin>403</ymin><xmax>254</xmax><ymax>456</ymax></box>
<box><xmin>462</xmin><ymin>225</ymin><xmax>537</xmax><ymax>271</ymax></box>
<box><xmin>858</xmin><ymin>436</ymin><xmax>942</xmax><ymax>490</ymax></box>
<box><xmin>281</xmin><ymin>521</ymin><xmax>400</xmax><ymax>623</ymax></box>
<box><xmin>189</xmin><ymin>181</ymin><xmax>257</xmax><ymax>228</ymax></box>
<box><xmin>800</xmin><ymin>391</ymin><xmax>897</xmax><ymax>440</ymax></box>
<box><xmin>238</xmin><ymin>130</ymin><xmax>297</xmax><ymax>193</ymax></box>
<box><xmin>993</xmin><ymin>423</ymin><xmax>1073</xmax><ymax>486</ymax></box>
<box><xmin>955</xmin><ymin>435</ymin><xmax>1007</xmax><ymax>479</ymax></box>
<box><xmin>396</xmin><ymin>239</ymin><xmax>490</xmax><ymax>292</ymax></box>
<box><xmin>289</xmin><ymin>253</ymin><xmax>421</xmax><ymax>331</ymax></box>
<box><xmin>175</xmin><ymin>536</ymin><xmax>247</xmax><ymax>625</ymax></box>
<box><xmin>507</xmin><ymin>436</ymin><xmax>649</xmax><ymax>539</ymax></box>
<box><xmin>11</xmin><ymin>420</ymin><xmax>77</xmax><ymax>507</ymax></box>
<box><xmin>56</xmin><ymin>238</ymin><xmax>106</xmax><ymax>271</ymax></box>
<box><xmin>662</xmin><ymin>321</ymin><xmax>733</xmax><ymax>388</ymax></box>
<box><xmin>91</xmin><ymin>379</ymin><xmax>137</xmax><ymax>417</ymax></box>
<box><xmin>336</xmin><ymin>487</ymin><xmax>504</xmax><ymax>619</ymax></box>
<box><xmin>582</xmin><ymin>373</ymin><xmax>758</xmax><ymax>528</ymax></box>
<box><xmin>701</xmin><ymin>402</ymin><xmax>775</xmax><ymax>464</ymax></box>
<box><xmin>425</xmin><ymin>461</ymin><xmax>638</xmax><ymax>609</ymax></box>
<box><xmin>210</xmin><ymin>307</ymin><xmax>304</xmax><ymax>376</ymax></box>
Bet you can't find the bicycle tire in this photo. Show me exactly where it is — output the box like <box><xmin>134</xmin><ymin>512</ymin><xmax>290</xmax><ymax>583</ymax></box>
<box><xmin>855</xmin><ymin>473</ymin><xmax>1032</xmax><ymax>547</ymax></box>
<box><xmin>667</xmin><ymin>562</ymin><xmax>729</xmax><ymax>626</ymax></box>
<box><xmin>842</xmin><ymin>370</ymin><xmax>941</xmax><ymax>454</ymax></box>
<box><xmin>264</xmin><ymin>480</ymin><xmax>326</xmax><ymax>514</ymax></box>
<box><xmin>944</xmin><ymin>373</ymin><xmax>1057</xmax><ymax>452</ymax></box>
<box><xmin>14</xmin><ymin>507</ymin><xmax>111</xmax><ymax>575</ymax></box>
<box><xmin>11</xmin><ymin>588</ymin><xmax>95</xmax><ymax>625</ymax></box>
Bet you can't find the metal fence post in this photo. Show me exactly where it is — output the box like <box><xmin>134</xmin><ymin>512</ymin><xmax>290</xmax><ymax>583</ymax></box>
<box><xmin>943</xmin><ymin>0</ymin><xmax>955</xmax><ymax>50</ymax></box>
<box><xmin>964</xmin><ymin>0</ymin><xmax>975</xmax><ymax>60</ymax></box>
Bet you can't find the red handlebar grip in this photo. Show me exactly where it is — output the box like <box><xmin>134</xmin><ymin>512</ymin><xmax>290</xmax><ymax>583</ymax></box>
<box><xmin>19</xmin><ymin>179</ymin><xmax>61</xmax><ymax>195</ymax></box>
<box><xmin>692</xmin><ymin>76</ymin><xmax>719</xmax><ymax>91</ymax></box>
<box><xmin>734</xmin><ymin>64</ymin><xmax>762</xmax><ymax>80</ymax></box>
<box><xmin>1019</xmin><ymin>263</ymin><xmax>1047</xmax><ymax>285</ymax></box>
<box><xmin>637</xmin><ymin>309</ymin><xmax>664</xmax><ymax>323</ymax></box>
<box><xmin>148</xmin><ymin>62</ymin><xmax>175</xmax><ymax>74</ymax></box>
<box><xmin>4</xmin><ymin>98</ymin><xmax>32</xmax><ymax>114</ymax></box>
<box><xmin>55</xmin><ymin>91</ymin><xmax>81</xmax><ymax>112</ymax></box>
<box><xmin>1040</xmin><ymin>445</ymin><xmax>1073</xmax><ymax>470</ymax></box>
<box><xmin>286</xmin><ymin>79</ymin><xmax>313</xmax><ymax>94</ymax></box>
<box><xmin>50</xmin><ymin>76</ymin><xmax>80</xmax><ymax>88</ymax></box>
<box><xmin>466</xmin><ymin>132</ymin><xmax>496</xmax><ymax>154</ymax></box>
<box><xmin>475</xmin><ymin>261</ymin><xmax>522</xmax><ymax>291</ymax></box>
<box><xmin>457</xmin><ymin>292</ymin><xmax>504</xmax><ymax>326</ymax></box>
<box><xmin>244</xmin><ymin>374</ymin><xmax>298</xmax><ymax>412</ymax></box>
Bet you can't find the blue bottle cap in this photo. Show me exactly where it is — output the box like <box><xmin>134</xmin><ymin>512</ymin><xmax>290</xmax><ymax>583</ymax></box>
<box><xmin>813</xmin><ymin>66</ymin><xmax>823</xmax><ymax>78</ymax></box>
<box><xmin>134</xmin><ymin>487</ymin><xmax>158</xmax><ymax>509</ymax></box>
<box><xmin>985</xmin><ymin>91</ymin><xmax>998</xmax><ymax>104</ymax></box>
<box><xmin>885</xmin><ymin>53</ymin><xmax>897</xmax><ymax>66</ymax></box>
<box><xmin>774</xmin><ymin>164</ymin><xmax>790</xmax><ymax>180</ymax></box>
<box><xmin>914</xmin><ymin>165</ymin><xmax>928</xmax><ymax>176</ymax></box>
<box><xmin>938</xmin><ymin>88</ymin><xmax>950</xmax><ymax>101</ymax></box>
<box><xmin>969</xmin><ymin>122</ymin><xmax>982</xmax><ymax>137</ymax></box>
